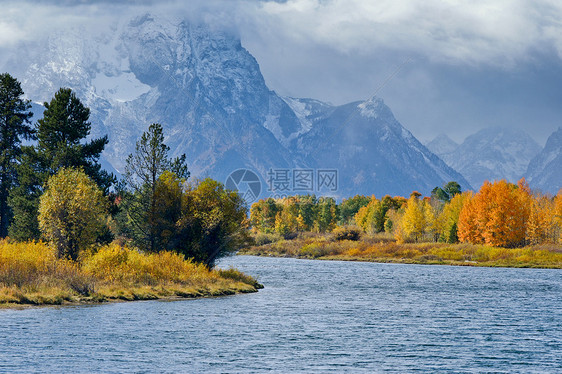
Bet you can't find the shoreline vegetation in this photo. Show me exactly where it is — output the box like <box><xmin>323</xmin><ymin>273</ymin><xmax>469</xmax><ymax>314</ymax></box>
<box><xmin>0</xmin><ymin>77</ymin><xmax>260</xmax><ymax>309</ymax></box>
<box><xmin>246</xmin><ymin>180</ymin><xmax>562</xmax><ymax>269</ymax></box>
<box><xmin>239</xmin><ymin>232</ymin><xmax>562</xmax><ymax>269</ymax></box>
<box><xmin>0</xmin><ymin>241</ymin><xmax>262</xmax><ymax>308</ymax></box>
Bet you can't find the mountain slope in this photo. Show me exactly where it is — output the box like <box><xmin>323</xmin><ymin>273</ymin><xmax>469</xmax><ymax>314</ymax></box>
<box><xmin>429</xmin><ymin>127</ymin><xmax>540</xmax><ymax>189</ymax></box>
<box><xmin>425</xmin><ymin>134</ymin><xmax>458</xmax><ymax>159</ymax></box>
<box><xmin>4</xmin><ymin>13</ymin><xmax>472</xmax><ymax>198</ymax></box>
<box><xmin>294</xmin><ymin>98</ymin><xmax>472</xmax><ymax>197</ymax></box>
<box><xmin>525</xmin><ymin>128</ymin><xmax>562</xmax><ymax>194</ymax></box>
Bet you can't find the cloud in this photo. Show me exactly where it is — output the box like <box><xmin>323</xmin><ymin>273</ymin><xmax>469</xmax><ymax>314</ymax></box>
<box><xmin>244</xmin><ymin>0</ymin><xmax>562</xmax><ymax>67</ymax></box>
<box><xmin>4</xmin><ymin>0</ymin><xmax>562</xmax><ymax>66</ymax></box>
<box><xmin>2</xmin><ymin>0</ymin><xmax>561</xmax><ymax>144</ymax></box>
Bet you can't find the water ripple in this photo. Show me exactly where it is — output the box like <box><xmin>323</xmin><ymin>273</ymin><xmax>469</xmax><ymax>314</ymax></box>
<box><xmin>0</xmin><ymin>256</ymin><xmax>561</xmax><ymax>373</ymax></box>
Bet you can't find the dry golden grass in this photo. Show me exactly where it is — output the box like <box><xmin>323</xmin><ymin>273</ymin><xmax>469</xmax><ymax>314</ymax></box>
<box><xmin>0</xmin><ymin>240</ymin><xmax>260</xmax><ymax>306</ymax></box>
<box><xmin>240</xmin><ymin>233</ymin><xmax>562</xmax><ymax>268</ymax></box>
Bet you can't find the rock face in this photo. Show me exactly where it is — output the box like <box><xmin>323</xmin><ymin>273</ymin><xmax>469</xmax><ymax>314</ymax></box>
<box><xmin>428</xmin><ymin>127</ymin><xmax>541</xmax><ymax>190</ymax></box>
<box><xmin>5</xmin><ymin>13</ymin><xmax>471</xmax><ymax>198</ymax></box>
<box><xmin>525</xmin><ymin>128</ymin><xmax>562</xmax><ymax>194</ymax></box>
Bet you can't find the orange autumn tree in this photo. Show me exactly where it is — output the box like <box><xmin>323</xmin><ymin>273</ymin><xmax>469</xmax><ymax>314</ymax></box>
<box><xmin>457</xmin><ymin>191</ymin><xmax>480</xmax><ymax>243</ymax></box>
<box><xmin>458</xmin><ymin>179</ymin><xmax>531</xmax><ymax>247</ymax></box>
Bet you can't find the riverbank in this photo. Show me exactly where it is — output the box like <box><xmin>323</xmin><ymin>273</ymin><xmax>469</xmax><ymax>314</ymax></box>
<box><xmin>240</xmin><ymin>233</ymin><xmax>562</xmax><ymax>268</ymax></box>
<box><xmin>0</xmin><ymin>241</ymin><xmax>262</xmax><ymax>308</ymax></box>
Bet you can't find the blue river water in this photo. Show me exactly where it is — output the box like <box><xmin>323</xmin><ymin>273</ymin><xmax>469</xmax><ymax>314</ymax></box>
<box><xmin>1</xmin><ymin>256</ymin><xmax>561</xmax><ymax>373</ymax></box>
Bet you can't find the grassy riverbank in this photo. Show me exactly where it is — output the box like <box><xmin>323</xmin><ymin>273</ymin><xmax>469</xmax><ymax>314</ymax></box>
<box><xmin>0</xmin><ymin>241</ymin><xmax>262</xmax><ymax>308</ymax></box>
<box><xmin>240</xmin><ymin>233</ymin><xmax>562</xmax><ymax>268</ymax></box>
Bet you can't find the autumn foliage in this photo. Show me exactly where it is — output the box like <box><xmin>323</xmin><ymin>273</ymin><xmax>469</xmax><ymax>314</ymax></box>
<box><xmin>249</xmin><ymin>179</ymin><xmax>562</xmax><ymax>249</ymax></box>
<box><xmin>457</xmin><ymin>179</ymin><xmax>561</xmax><ymax>247</ymax></box>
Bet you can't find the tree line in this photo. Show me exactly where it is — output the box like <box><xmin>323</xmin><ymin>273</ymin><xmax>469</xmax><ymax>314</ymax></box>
<box><xmin>0</xmin><ymin>73</ymin><xmax>247</xmax><ymax>266</ymax></box>
<box><xmin>250</xmin><ymin>180</ymin><xmax>562</xmax><ymax>248</ymax></box>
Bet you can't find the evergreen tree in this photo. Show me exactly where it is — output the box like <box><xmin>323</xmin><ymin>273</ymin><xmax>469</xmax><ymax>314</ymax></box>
<box><xmin>338</xmin><ymin>195</ymin><xmax>370</xmax><ymax>225</ymax></box>
<box><xmin>36</xmin><ymin>88</ymin><xmax>113</xmax><ymax>192</ymax></box>
<box><xmin>8</xmin><ymin>147</ymin><xmax>42</xmax><ymax>240</ymax></box>
<box><xmin>0</xmin><ymin>73</ymin><xmax>34</xmax><ymax>237</ymax></box>
<box><xmin>431</xmin><ymin>181</ymin><xmax>461</xmax><ymax>203</ymax></box>
<box><xmin>9</xmin><ymin>88</ymin><xmax>113</xmax><ymax>240</ymax></box>
<box><xmin>123</xmin><ymin>123</ymin><xmax>188</xmax><ymax>252</ymax></box>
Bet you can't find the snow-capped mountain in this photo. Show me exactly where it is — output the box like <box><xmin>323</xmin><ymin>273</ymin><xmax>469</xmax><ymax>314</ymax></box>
<box><xmin>428</xmin><ymin>127</ymin><xmax>541</xmax><ymax>190</ymax></box>
<box><xmin>525</xmin><ymin>128</ymin><xmax>562</xmax><ymax>194</ymax></box>
<box><xmin>291</xmin><ymin>98</ymin><xmax>471</xmax><ymax>196</ymax></box>
<box><xmin>4</xmin><ymin>13</ymin><xmax>471</xmax><ymax>198</ymax></box>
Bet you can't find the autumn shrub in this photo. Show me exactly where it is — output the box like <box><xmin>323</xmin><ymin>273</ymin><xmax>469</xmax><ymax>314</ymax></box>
<box><xmin>0</xmin><ymin>240</ymin><xmax>261</xmax><ymax>305</ymax></box>
<box><xmin>254</xmin><ymin>232</ymin><xmax>283</xmax><ymax>246</ymax></box>
<box><xmin>0</xmin><ymin>240</ymin><xmax>94</xmax><ymax>300</ymax></box>
<box><xmin>333</xmin><ymin>226</ymin><xmax>361</xmax><ymax>241</ymax></box>
<box><xmin>81</xmin><ymin>243</ymin><xmax>213</xmax><ymax>286</ymax></box>
<box><xmin>217</xmin><ymin>267</ymin><xmax>262</xmax><ymax>288</ymax></box>
<box><xmin>299</xmin><ymin>242</ymin><xmax>329</xmax><ymax>258</ymax></box>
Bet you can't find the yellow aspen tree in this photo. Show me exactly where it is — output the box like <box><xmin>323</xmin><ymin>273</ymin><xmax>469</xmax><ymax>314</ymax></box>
<box><xmin>526</xmin><ymin>194</ymin><xmax>555</xmax><ymax>245</ymax></box>
<box><xmin>392</xmin><ymin>209</ymin><xmax>407</xmax><ymax>243</ymax></box>
<box><xmin>401</xmin><ymin>195</ymin><xmax>426</xmax><ymax>242</ymax></box>
<box><xmin>423</xmin><ymin>198</ymin><xmax>439</xmax><ymax>241</ymax></box>
<box><xmin>438</xmin><ymin>192</ymin><xmax>470</xmax><ymax>243</ymax></box>
<box><xmin>554</xmin><ymin>190</ymin><xmax>562</xmax><ymax>243</ymax></box>
<box><xmin>354</xmin><ymin>205</ymin><xmax>370</xmax><ymax>233</ymax></box>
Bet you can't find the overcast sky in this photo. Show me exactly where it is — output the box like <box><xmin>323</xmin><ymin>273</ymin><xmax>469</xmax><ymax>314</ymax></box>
<box><xmin>2</xmin><ymin>0</ymin><xmax>562</xmax><ymax>144</ymax></box>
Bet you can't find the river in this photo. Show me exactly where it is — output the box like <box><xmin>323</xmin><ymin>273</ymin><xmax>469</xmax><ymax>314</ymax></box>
<box><xmin>1</xmin><ymin>256</ymin><xmax>561</xmax><ymax>373</ymax></box>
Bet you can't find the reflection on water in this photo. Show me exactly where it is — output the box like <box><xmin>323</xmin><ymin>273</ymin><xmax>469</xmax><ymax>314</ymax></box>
<box><xmin>1</xmin><ymin>256</ymin><xmax>561</xmax><ymax>373</ymax></box>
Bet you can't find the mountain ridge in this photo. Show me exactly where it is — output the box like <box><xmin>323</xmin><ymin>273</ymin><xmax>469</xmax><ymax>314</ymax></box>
<box><xmin>428</xmin><ymin>127</ymin><xmax>541</xmax><ymax>190</ymax></box>
<box><xmin>525</xmin><ymin>127</ymin><xmax>562</xmax><ymax>194</ymax></box>
<box><xmin>4</xmin><ymin>13</ymin><xmax>471</xmax><ymax>198</ymax></box>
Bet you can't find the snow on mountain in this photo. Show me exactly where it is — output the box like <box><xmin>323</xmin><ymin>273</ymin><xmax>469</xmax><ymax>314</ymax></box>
<box><xmin>425</xmin><ymin>134</ymin><xmax>459</xmax><ymax>157</ymax></box>
<box><xmin>428</xmin><ymin>127</ymin><xmax>541</xmax><ymax>190</ymax></box>
<box><xmin>294</xmin><ymin>97</ymin><xmax>472</xmax><ymax>197</ymax></box>
<box><xmin>525</xmin><ymin>128</ymin><xmax>562</xmax><ymax>194</ymax></box>
<box><xmin>4</xmin><ymin>13</ymin><xmax>472</xmax><ymax>198</ymax></box>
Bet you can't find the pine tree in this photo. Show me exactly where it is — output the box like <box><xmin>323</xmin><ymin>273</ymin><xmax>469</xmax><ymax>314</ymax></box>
<box><xmin>36</xmin><ymin>88</ymin><xmax>113</xmax><ymax>191</ymax></box>
<box><xmin>123</xmin><ymin>123</ymin><xmax>188</xmax><ymax>252</ymax></box>
<box><xmin>0</xmin><ymin>73</ymin><xmax>34</xmax><ymax>237</ymax></box>
<box><xmin>9</xmin><ymin>88</ymin><xmax>113</xmax><ymax>240</ymax></box>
